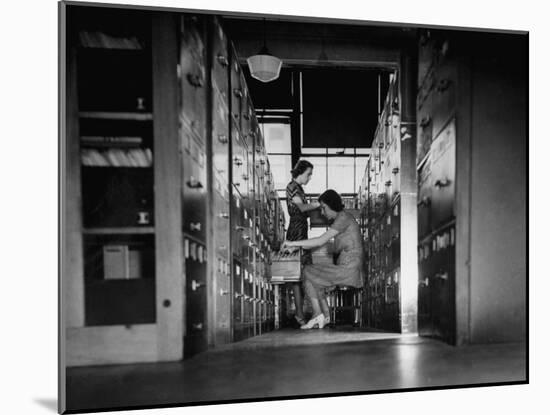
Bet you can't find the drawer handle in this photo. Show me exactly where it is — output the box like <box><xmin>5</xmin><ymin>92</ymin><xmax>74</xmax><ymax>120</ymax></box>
<box><xmin>190</xmin><ymin>222</ymin><xmax>202</xmax><ymax>232</ymax></box>
<box><xmin>217</xmin><ymin>54</ymin><xmax>229</xmax><ymax>67</ymax></box>
<box><xmin>417</xmin><ymin>196</ymin><xmax>431</xmax><ymax>207</ymax></box>
<box><xmin>234</xmin><ymin>157</ymin><xmax>243</xmax><ymax>166</ymax></box>
<box><xmin>186</xmin><ymin>177</ymin><xmax>203</xmax><ymax>189</ymax></box>
<box><xmin>419</xmin><ymin>277</ymin><xmax>429</xmax><ymax>287</ymax></box>
<box><xmin>192</xmin><ymin>322</ymin><xmax>204</xmax><ymax>331</ymax></box>
<box><xmin>242</xmin><ymin>174</ymin><xmax>249</xmax><ymax>181</ymax></box>
<box><xmin>392</xmin><ymin>167</ymin><xmax>400</xmax><ymax>174</ymax></box>
<box><xmin>420</xmin><ymin>116</ymin><xmax>432</xmax><ymax>128</ymax></box>
<box><xmin>235</xmin><ymin>226</ymin><xmax>245</xmax><ymax>232</ymax></box>
<box><xmin>219</xmin><ymin>212</ymin><xmax>230</xmax><ymax>219</ymax></box>
<box><xmin>191</xmin><ymin>280</ymin><xmax>204</xmax><ymax>291</ymax></box>
<box><xmin>378</xmin><ymin>143</ymin><xmax>384</xmax><ymax>149</ymax></box>
<box><xmin>234</xmin><ymin>89</ymin><xmax>243</xmax><ymax>98</ymax></box>
<box><xmin>434</xmin><ymin>178</ymin><xmax>451</xmax><ymax>188</ymax></box>
<box><xmin>235</xmin><ymin>292</ymin><xmax>243</xmax><ymax>299</ymax></box>
<box><xmin>220</xmin><ymin>289</ymin><xmax>230</xmax><ymax>296</ymax></box>
<box><xmin>435</xmin><ymin>271</ymin><xmax>449</xmax><ymax>281</ymax></box>
<box><xmin>218</xmin><ymin>134</ymin><xmax>228</xmax><ymax>144</ymax></box>
<box><xmin>436</xmin><ymin>79</ymin><xmax>451</xmax><ymax>93</ymax></box>
<box><xmin>187</xmin><ymin>73</ymin><xmax>204</xmax><ymax>88</ymax></box>
<box><xmin>385</xmin><ymin>180</ymin><xmax>392</xmax><ymax>187</ymax></box>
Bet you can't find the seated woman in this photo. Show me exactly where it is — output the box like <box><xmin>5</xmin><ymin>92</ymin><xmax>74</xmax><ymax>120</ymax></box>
<box><xmin>282</xmin><ymin>189</ymin><xmax>364</xmax><ymax>329</ymax></box>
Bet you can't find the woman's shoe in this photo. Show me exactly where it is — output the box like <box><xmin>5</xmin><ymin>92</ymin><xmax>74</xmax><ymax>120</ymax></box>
<box><xmin>294</xmin><ymin>315</ymin><xmax>306</xmax><ymax>326</ymax></box>
<box><xmin>300</xmin><ymin>314</ymin><xmax>326</xmax><ymax>330</ymax></box>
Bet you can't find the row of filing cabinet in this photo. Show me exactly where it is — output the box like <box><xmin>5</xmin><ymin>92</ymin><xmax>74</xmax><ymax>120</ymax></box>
<box><xmin>179</xmin><ymin>15</ymin><xmax>285</xmax><ymax>356</ymax></box>
<box><xmin>416</xmin><ymin>29</ymin><xmax>457</xmax><ymax>344</ymax></box>
<box><xmin>359</xmin><ymin>74</ymin><xmax>404</xmax><ymax>332</ymax></box>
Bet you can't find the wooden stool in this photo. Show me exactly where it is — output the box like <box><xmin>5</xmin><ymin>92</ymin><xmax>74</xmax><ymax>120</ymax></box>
<box><xmin>327</xmin><ymin>286</ymin><xmax>363</xmax><ymax>326</ymax></box>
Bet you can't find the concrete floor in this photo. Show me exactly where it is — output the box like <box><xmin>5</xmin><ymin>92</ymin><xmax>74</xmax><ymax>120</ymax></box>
<box><xmin>66</xmin><ymin>328</ymin><xmax>526</xmax><ymax>412</ymax></box>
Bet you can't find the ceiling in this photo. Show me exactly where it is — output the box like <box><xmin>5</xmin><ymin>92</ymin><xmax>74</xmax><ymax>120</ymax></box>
<box><xmin>223</xmin><ymin>16</ymin><xmax>417</xmax><ymax>69</ymax></box>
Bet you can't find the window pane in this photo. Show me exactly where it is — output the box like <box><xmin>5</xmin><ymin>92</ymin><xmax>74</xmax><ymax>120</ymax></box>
<box><xmin>303</xmin><ymin>157</ymin><xmax>327</xmax><ymax>195</ymax></box>
<box><xmin>301</xmin><ymin>147</ymin><xmax>327</xmax><ymax>154</ymax></box>
<box><xmin>262</xmin><ymin>123</ymin><xmax>291</xmax><ymax>154</ymax></box>
<box><xmin>355</xmin><ymin>157</ymin><xmax>370</xmax><ymax>192</ymax></box>
<box><xmin>327</xmin><ymin>148</ymin><xmax>354</xmax><ymax>155</ymax></box>
<box><xmin>269</xmin><ymin>154</ymin><xmax>293</xmax><ymax>191</ymax></box>
<box><xmin>327</xmin><ymin>157</ymin><xmax>355</xmax><ymax>194</ymax></box>
<box><xmin>355</xmin><ymin>148</ymin><xmax>372</xmax><ymax>155</ymax></box>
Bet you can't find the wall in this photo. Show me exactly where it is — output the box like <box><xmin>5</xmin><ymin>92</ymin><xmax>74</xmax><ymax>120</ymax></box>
<box><xmin>469</xmin><ymin>35</ymin><xmax>527</xmax><ymax>343</ymax></box>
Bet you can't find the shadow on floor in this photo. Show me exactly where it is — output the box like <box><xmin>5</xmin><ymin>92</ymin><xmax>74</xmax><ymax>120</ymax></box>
<box><xmin>34</xmin><ymin>398</ymin><xmax>57</xmax><ymax>413</ymax></box>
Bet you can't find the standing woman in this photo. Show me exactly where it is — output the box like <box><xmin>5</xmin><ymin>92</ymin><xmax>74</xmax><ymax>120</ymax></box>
<box><xmin>285</xmin><ymin>160</ymin><xmax>320</xmax><ymax>326</ymax></box>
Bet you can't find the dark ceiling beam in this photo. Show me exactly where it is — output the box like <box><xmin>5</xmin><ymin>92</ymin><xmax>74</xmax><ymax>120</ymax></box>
<box><xmin>230</xmin><ymin>37</ymin><xmax>400</xmax><ymax>68</ymax></box>
<box><xmin>224</xmin><ymin>18</ymin><xmax>411</xmax><ymax>68</ymax></box>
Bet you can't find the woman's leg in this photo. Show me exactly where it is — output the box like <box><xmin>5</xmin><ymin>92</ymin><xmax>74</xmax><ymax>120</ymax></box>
<box><xmin>318</xmin><ymin>289</ymin><xmax>330</xmax><ymax>318</ymax></box>
<box><xmin>304</xmin><ymin>279</ymin><xmax>323</xmax><ymax>317</ymax></box>
<box><xmin>292</xmin><ymin>283</ymin><xmax>304</xmax><ymax>320</ymax></box>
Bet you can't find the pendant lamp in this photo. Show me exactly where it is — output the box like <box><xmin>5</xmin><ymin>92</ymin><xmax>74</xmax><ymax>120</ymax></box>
<box><xmin>247</xmin><ymin>19</ymin><xmax>282</xmax><ymax>83</ymax></box>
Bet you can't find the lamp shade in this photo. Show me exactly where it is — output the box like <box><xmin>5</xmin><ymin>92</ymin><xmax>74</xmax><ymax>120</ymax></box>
<box><xmin>247</xmin><ymin>49</ymin><xmax>282</xmax><ymax>83</ymax></box>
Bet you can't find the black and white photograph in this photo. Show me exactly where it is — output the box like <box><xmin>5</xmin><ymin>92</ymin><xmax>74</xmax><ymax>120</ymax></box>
<box><xmin>55</xmin><ymin>0</ymin><xmax>530</xmax><ymax>413</ymax></box>
<box><xmin>4</xmin><ymin>0</ymin><xmax>545</xmax><ymax>414</ymax></box>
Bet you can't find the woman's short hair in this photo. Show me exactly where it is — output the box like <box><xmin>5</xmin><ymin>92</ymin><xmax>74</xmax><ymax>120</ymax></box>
<box><xmin>318</xmin><ymin>189</ymin><xmax>344</xmax><ymax>212</ymax></box>
<box><xmin>290</xmin><ymin>159</ymin><xmax>314</xmax><ymax>179</ymax></box>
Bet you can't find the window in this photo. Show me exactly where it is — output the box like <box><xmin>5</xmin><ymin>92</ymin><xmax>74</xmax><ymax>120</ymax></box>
<box><xmin>263</xmin><ymin>123</ymin><xmax>291</xmax><ymax>154</ymax></box>
<box><xmin>355</xmin><ymin>157</ymin><xmax>370</xmax><ymax>192</ymax></box>
<box><xmin>304</xmin><ymin>157</ymin><xmax>327</xmax><ymax>194</ymax></box>
<box><xmin>269</xmin><ymin>154</ymin><xmax>293</xmax><ymax>191</ymax></box>
<box><xmin>327</xmin><ymin>157</ymin><xmax>355</xmax><ymax>194</ymax></box>
<box><xmin>261</xmin><ymin>120</ymin><xmax>293</xmax><ymax>191</ymax></box>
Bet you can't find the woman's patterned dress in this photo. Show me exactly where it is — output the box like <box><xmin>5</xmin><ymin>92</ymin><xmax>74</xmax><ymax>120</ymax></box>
<box><xmin>286</xmin><ymin>179</ymin><xmax>312</xmax><ymax>266</ymax></box>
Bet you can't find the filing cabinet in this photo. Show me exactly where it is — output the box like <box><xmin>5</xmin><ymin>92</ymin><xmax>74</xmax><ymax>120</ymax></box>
<box><xmin>359</xmin><ymin>73</ymin><xmax>408</xmax><ymax>333</ymax></box>
<box><xmin>210</xmin><ymin>17</ymin><xmax>229</xmax><ymax>103</ymax></box>
<box><xmin>179</xmin><ymin>15</ymin><xmax>207</xmax><ymax>145</ymax></box>
<box><xmin>418</xmin><ymin>30</ymin><xmax>436</xmax><ymax>87</ymax></box>
<box><xmin>232</xmin><ymin>260</ymin><xmax>244</xmax><ymax>341</ymax></box>
<box><xmin>181</xmin><ymin>125</ymin><xmax>207</xmax><ymax>242</ymax></box>
<box><xmin>211</xmin><ymin>88</ymin><xmax>230</xmax><ymax>180</ymax></box>
<box><xmin>231</xmin><ymin>127</ymin><xmax>244</xmax><ymax>195</ymax></box>
<box><xmin>429</xmin><ymin>119</ymin><xmax>456</xmax><ymax>229</ymax></box>
<box><xmin>417</xmin><ymin>75</ymin><xmax>434</xmax><ymax>166</ymax></box>
<box><xmin>230</xmin><ymin>53</ymin><xmax>242</xmax><ymax>131</ymax></box>
<box><xmin>431</xmin><ymin>62</ymin><xmax>457</xmax><ymax>139</ymax></box>
<box><xmin>184</xmin><ymin>237</ymin><xmax>208</xmax><ymax>357</ymax></box>
<box><xmin>417</xmin><ymin>225</ymin><xmax>456</xmax><ymax>343</ymax></box>
<box><xmin>417</xmin><ymin>155</ymin><xmax>433</xmax><ymax>239</ymax></box>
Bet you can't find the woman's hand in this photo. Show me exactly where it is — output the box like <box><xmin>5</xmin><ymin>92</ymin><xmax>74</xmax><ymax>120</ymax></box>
<box><xmin>281</xmin><ymin>241</ymin><xmax>300</xmax><ymax>253</ymax></box>
<box><xmin>310</xmin><ymin>201</ymin><xmax>321</xmax><ymax>209</ymax></box>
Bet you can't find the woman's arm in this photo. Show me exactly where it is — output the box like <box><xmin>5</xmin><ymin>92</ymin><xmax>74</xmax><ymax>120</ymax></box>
<box><xmin>292</xmin><ymin>196</ymin><xmax>320</xmax><ymax>213</ymax></box>
<box><xmin>283</xmin><ymin>228</ymin><xmax>339</xmax><ymax>250</ymax></box>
